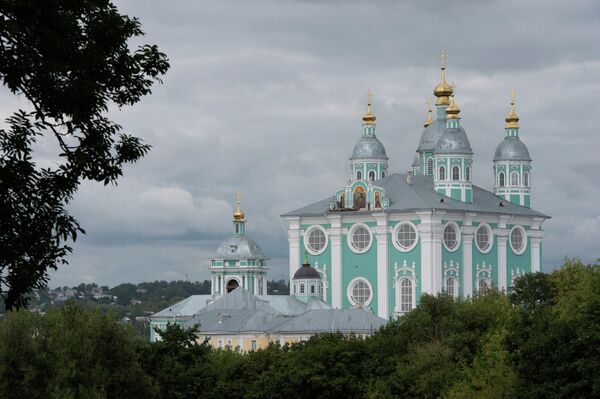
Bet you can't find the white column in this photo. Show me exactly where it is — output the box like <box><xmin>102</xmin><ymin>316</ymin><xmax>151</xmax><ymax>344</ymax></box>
<box><xmin>462</xmin><ymin>225</ymin><xmax>475</xmax><ymax>297</ymax></box>
<box><xmin>417</xmin><ymin>211</ymin><xmax>442</xmax><ymax>295</ymax></box>
<box><xmin>432</xmin><ymin>223</ymin><xmax>443</xmax><ymax>293</ymax></box>
<box><xmin>286</xmin><ymin>217</ymin><xmax>301</xmax><ymax>295</ymax></box>
<box><xmin>496</xmin><ymin>229</ymin><xmax>509</xmax><ymax>291</ymax></box>
<box><xmin>328</xmin><ymin>215</ymin><xmax>343</xmax><ymax>309</ymax></box>
<box><xmin>263</xmin><ymin>277</ymin><xmax>268</xmax><ymax>295</ymax></box>
<box><xmin>374</xmin><ymin>212</ymin><xmax>389</xmax><ymax>319</ymax></box>
<box><xmin>529</xmin><ymin>230</ymin><xmax>543</xmax><ymax>272</ymax></box>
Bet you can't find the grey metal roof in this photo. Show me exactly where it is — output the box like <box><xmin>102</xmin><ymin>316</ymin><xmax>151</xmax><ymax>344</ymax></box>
<box><xmin>150</xmin><ymin>295</ymin><xmax>213</xmax><ymax>318</ymax></box>
<box><xmin>212</xmin><ymin>235</ymin><xmax>267</xmax><ymax>260</ymax></box>
<box><xmin>293</xmin><ymin>264</ymin><xmax>321</xmax><ymax>279</ymax></box>
<box><xmin>282</xmin><ymin>173</ymin><xmax>549</xmax><ymax>218</ymax></box>
<box><xmin>417</xmin><ymin>119</ymin><xmax>468</xmax><ymax>152</ymax></box>
<box><xmin>494</xmin><ymin>136</ymin><xmax>531</xmax><ymax>161</ymax></box>
<box><xmin>349</xmin><ymin>136</ymin><xmax>388</xmax><ymax>160</ymax></box>
<box><xmin>275</xmin><ymin>309</ymin><xmax>387</xmax><ymax>334</ymax></box>
<box><xmin>434</xmin><ymin>127</ymin><xmax>473</xmax><ymax>154</ymax></box>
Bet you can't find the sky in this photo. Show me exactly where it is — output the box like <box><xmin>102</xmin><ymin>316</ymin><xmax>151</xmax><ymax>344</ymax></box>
<box><xmin>3</xmin><ymin>0</ymin><xmax>599</xmax><ymax>287</ymax></box>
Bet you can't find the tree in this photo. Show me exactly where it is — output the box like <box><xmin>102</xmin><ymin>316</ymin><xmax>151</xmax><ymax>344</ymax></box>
<box><xmin>0</xmin><ymin>0</ymin><xmax>169</xmax><ymax>309</ymax></box>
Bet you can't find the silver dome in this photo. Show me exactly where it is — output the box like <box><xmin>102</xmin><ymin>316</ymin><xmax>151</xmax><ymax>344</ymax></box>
<box><xmin>212</xmin><ymin>235</ymin><xmax>267</xmax><ymax>260</ymax></box>
<box><xmin>494</xmin><ymin>137</ymin><xmax>531</xmax><ymax>161</ymax></box>
<box><xmin>349</xmin><ymin>136</ymin><xmax>388</xmax><ymax>160</ymax></box>
<box><xmin>435</xmin><ymin>128</ymin><xmax>473</xmax><ymax>154</ymax></box>
<box><xmin>418</xmin><ymin>119</ymin><xmax>469</xmax><ymax>152</ymax></box>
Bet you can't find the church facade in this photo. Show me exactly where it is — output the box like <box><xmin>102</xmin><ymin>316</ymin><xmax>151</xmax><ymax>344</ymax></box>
<box><xmin>282</xmin><ymin>55</ymin><xmax>549</xmax><ymax>320</ymax></box>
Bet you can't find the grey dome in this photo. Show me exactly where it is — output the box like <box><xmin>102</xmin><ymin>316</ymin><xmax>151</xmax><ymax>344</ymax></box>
<box><xmin>293</xmin><ymin>264</ymin><xmax>321</xmax><ymax>280</ymax></box>
<box><xmin>417</xmin><ymin>119</ymin><xmax>469</xmax><ymax>152</ymax></box>
<box><xmin>213</xmin><ymin>235</ymin><xmax>266</xmax><ymax>261</ymax></box>
<box><xmin>350</xmin><ymin>136</ymin><xmax>388</xmax><ymax>160</ymax></box>
<box><xmin>435</xmin><ymin>128</ymin><xmax>473</xmax><ymax>154</ymax></box>
<box><xmin>494</xmin><ymin>137</ymin><xmax>531</xmax><ymax>161</ymax></box>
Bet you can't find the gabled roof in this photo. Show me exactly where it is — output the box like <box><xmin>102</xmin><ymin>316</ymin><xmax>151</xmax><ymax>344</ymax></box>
<box><xmin>282</xmin><ymin>173</ymin><xmax>549</xmax><ymax>219</ymax></box>
<box><xmin>150</xmin><ymin>295</ymin><xmax>214</xmax><ymax>318</ymax></box>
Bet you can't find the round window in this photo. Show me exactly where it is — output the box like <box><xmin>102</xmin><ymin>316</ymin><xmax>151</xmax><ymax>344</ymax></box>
<box><xmin>348</xmin><ymin>224</ymin><xmax>372</xmax><ymax>253</ymax></box>
<box><xmin>475</xmin><ymin>223</ymin><xmax>493</xmax><ymax>253</ymax></box>
<box><xmin>510</xmin><ymin>225</ymin><xmax>527</xmax><ymax>255</ymax></box>
<box><xmin>443</xmin><ymin>222</ymin><xmax>461</xmax><ymax>252</ymax></box>
<box><xmin>347</xmin><ymin>278</ymin><xmax>373</xmax><ymax>307</ymax></box>
<box><xmin>393</xmin><ymin>222</ymin><xmax>418</xmax><ymax>252</ymax></box>
<box><xmin>304</xmin><ymin>226</ymin><xmax>328</xmax><ymax>255</ymax></box>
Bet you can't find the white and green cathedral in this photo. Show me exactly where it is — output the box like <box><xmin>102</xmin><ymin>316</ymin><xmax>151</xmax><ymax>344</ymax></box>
<box><xmin>281</xmin><ymin>56</ymin><xmax>549</xmax><ymax>320</ymax></box>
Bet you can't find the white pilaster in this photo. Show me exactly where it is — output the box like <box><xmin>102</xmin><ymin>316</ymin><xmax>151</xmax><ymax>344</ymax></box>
<box><xmin>328</xmin><ymin>215</ymin><xmax>343</xmax><ymax>309</ymax></box>
<box><xmin>286</xmin><ymin>217</ymin><xmax>301</xmax><ymax>295</ymax></box>
<box><xmin>529</xmin><ymin>230</ymin><xmax>543</xmax><ymax>272</ymax></box>
<box><xmin>417</xmin><ymin>211</ymin><xmax>443</xmax><ymax>295</ymax></box>
<box><xmin>496</xmin><ymin>229</ymin><xmax>509</xmax><ymax>291</ymax></box>
<box><xmin>462</xmin><ymin>222</ymin><xmax>475</xmax><ymax>297</ymax></box>
<box><xmin>374</xmin><ymin>212</ymin><xmax>389</xmax><ymax>319</ymax></box>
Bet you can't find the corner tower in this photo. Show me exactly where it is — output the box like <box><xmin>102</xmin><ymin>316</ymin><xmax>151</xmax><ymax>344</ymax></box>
<box><xmin>433</xmin><ymin>94</ymin><xmax>474</xmax><ymax>202</ymax></box>
<box><xmin>210</xmin><ymin>193</ymin><xmax>269</xmax><ymax>296</ymax></box>
<box><xmin>493</xmin><ymin>92</ymin><xmax>532</xmax><ymax>207</ymax></box>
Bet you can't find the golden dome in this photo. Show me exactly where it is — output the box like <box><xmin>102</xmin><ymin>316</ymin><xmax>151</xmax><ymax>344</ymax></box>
<box><xmin>505</xmin><ymin>90</ymin><xmax>520</xmax><ymax>129</ymax></box>
<box><xmin>233</xmin><ymin>191</ymin><xmax>245</xmax><ymax>221</ymax></box>
<box><xmin>445</xmin><ymin>94</ymin><xmax>461</xmax><ymax>119</ymax></box>
<box><xmin>433</xmin><ymin>51</ymin><xmax>454</xmax><ymax>105</ymax></box>
<box><xmin>362</xmin><ymin>89</ymin><xmax>376</xmax><ymax>125</ymax></box>
<box><xmin>423</xmin><ymin>100</ymin><xmax>433</xmax><ymax>127</ymax></box>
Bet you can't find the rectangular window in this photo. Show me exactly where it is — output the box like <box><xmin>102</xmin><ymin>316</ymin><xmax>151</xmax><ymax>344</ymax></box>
<box><xmin>251</xmin><ymin>340</ymin><xmax>257</xmax><ymax>350</ymax></box>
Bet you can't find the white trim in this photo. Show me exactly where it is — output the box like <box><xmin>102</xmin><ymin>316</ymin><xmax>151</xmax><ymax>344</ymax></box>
<box><xmin>347</xmin><ymin>277</ymin><xmax>373</xmax><ymax>307</ymax></box>
<box><xmin>509</xmin><ymin>225</ymin><xmax>528</xmax><ymax>255</ymax></box>
<box><xmin>303</xmin><ymin>225</ymin><xmax>328</xmax><ymax>255</ymax></box>
<box><xmin>442</xmin><ymin>221</ymin><xmax>461</xmax><ymax>252</ymax></box>
<box><xmin>392</xmin><ymin>221</ymin><xmax>419</xmax><ymax>252</ymax></box>
<box><xmin>475</xmin><ymin>223</ymin><xmax>494</xmax><ymax>254</ymax></box>
<box><xmin>347</xmin><ymin>223</ymin><xmax>373</xmax><ymax>254</ymax></box>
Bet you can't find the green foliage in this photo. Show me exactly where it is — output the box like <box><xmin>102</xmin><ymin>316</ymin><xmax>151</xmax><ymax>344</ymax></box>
<box><xmin>0</xmin><ymin>0</ymin><xmax>169</xmax><ymax>310</ymax></box>
<box><xmin>0</xmin><ymin>259</ymin><xmax>598</xmax><ymax>398</ymax></box>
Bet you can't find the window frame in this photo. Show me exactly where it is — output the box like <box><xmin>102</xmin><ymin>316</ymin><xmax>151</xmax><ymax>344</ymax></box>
<box><xmin>304</xmin><ymin>225</ymin><xmax>328</xmax><ymax>255</ymax></box>
<box><xmin>442</xmin><ymin>221</ymin><xmax>461</xmax><ymax>252</ymax></box>
<box><xmin>347</xmin><ymin>277</ymin><xmax>373</xmax><ymax>307</ymax></box>
<box><xmin>452</xmin><ymin>165</ymin><xmax>460</xmax><ymax>181</ymax></box>
<box><xmin>511</xmin><ymin>171</ymin><xmax>519</xmax><ymax>186</ymax></box>
<box><xmin>392</xmin><ymin>221</ymin><xmax>419</xmax><ymax>252</ymax></box>
<box><xmin>445</xmin><ymin>277</ymin><xmax>457</xmax><ymax>298</ymax></box>
<box><xmin>523</xmin><ymin>171</ymin><xmax>529</xmax><ymax>187</ymax></box>
<box><xmin>499</xmin><ymin>171</ymin><xmax>505</xmax><ymax>187</ymax></box>
<box><xmin>347</xmin><ymin>223</ymin><xmax>373</xmax><ymax>254</ymax></box>
<box><xmin>466</xmin><ymin>166</ymin><xmax>471</xmax><ymax>181</ymax></box>
<box><xmin>399</xmin><ymin>278</ymin><xmax>413</xmax><ymax>313</ymax></box>
<box><xmin>509</xmin><ymin>225</ymin><xmax>528</xmax><ymax>255</ymax></box>
<box><xmin>427</xmin><ymin>158</ymin><xmax>434</xmax><ymax>175</ymax></box>
<box><xmin>439</xmin><ymin>165</ymin><xmax>446</xmax><ymax>181</ymax></box>
<box><xmin>356</xmin><ymin>170</ymin><xmax>362</xmax><ymax>180</ymax></box>
<box><xmin>368</xmin><ymin>170</ymin><xmax>375</xmax><ymax>181</ymax></box>
<box><xmin>475</xmin><ymin>223</ymin><xmax>494</xmax><ymax>254</ymax></box>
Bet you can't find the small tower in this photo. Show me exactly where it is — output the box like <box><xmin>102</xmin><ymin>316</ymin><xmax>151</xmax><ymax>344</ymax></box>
<box><xmin>493</xmin><ymin>91</ymin><xmax>532</xmax><ymax>207</ymax></box>
<box><xmin>416</xmin><ymin>51</ymin><xmax>455</xmax><ymax>176</ymax></box>
<box><xmin>292</xmin><ymin>253</ymin><xmax>323</xmax><ymax>303</ymax></box>
<box><xmin>210</xmin><ymin>193</ymin><xmax>269</xmax><ymax>297</ymax></box>
<box><xmin>433</xmin><ymin>93</ymin><xmax>474</xmax><ymax>202</ymax></box>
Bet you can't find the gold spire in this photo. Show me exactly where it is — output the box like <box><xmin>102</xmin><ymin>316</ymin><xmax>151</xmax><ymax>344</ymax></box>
<box><xmin>233</xmin><ymin>191</ymin><xmax>245</xmax><ymax>221</ymax></box>
<box><xmin>445</xmin><ymin>93</ymin><xmax>461</xmax><ymax>119</ymax></box>
<box><xmin>505</xmin><ymin>90</ymin><xmax>520</xmax><ymax>129</ymax></box>
<box><xmin>433</xmin><ymin>50</ymin><xmax>454</xmax><ymax>106</ymax></box>
<box><xmin>423</xmin><ymin>99</ymin><xmax>434</xmax><ymax>127</ymax></box>
<box><xmin>362</xmin><ymin>89</ymin><xmax>376</xmax><ymax>125</ymax></box>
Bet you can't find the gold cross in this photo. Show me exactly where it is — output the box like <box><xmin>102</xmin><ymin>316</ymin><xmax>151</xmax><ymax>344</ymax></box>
<box><xmin>511</xmin><ymin>89</ymin><xmax>517</xmax><ymax>105</ymax></box>
<box><xmin>235</xmin><ymin>191</ymin><xmax>241</xmax><ymax>205</ymax></box>
<box><xmin>440</xmin><ymin>50</ymin><xmax>447</xmax><ymax>69</ymax></box>
<box><xmin>367</xmin><ymin>89</ymin><xmax>374</xmax><ymax>106</ymax></box>
<box><xmin>426</xmin><ymin>99</ymin><xmax>434</xmax><ymax>109</ymax></box>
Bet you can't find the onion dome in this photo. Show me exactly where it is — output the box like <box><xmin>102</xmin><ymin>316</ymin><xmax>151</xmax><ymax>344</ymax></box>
<box><xmin>505</xmin><ymin>91</ymin><xmax>520</xmax><ymax>129</ymax></box>
<box><xmin>445</xmin><ymin>95</ymin><xmax>460</xmax><ymax>119</ymax></box>
<box><xmin>433</xmin><ymin>51</ymin><xmax>454</xmax><ymax>105</ymax></box>
<box><xmin>233</xmin><ymin>192</ymin><xmax>245</xmax><ymax>221</ymax></box>
<box><xmin>293</xmin><ymin>255</ymin><xmax>321</xmax><ymax>280</ymax></box>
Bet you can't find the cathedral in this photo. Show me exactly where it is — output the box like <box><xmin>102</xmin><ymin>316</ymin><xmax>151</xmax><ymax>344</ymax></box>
<box><xmin>281</xmin><ymin>54</ymin><xmax>549</xmax><ymax>320</ymax></box>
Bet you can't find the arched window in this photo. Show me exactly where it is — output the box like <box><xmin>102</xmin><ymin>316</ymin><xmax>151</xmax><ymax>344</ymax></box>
<box><xmin>511</xmin><ymin>172</ymin><xmax>519</xmax><ymax>186</ymax></box>
<box><xmin>439</xmin><ymin>166</ymin><xmax>446</xmax><ymax>181</ymax></box>
<box><xmin>523</xmin><ymin>172</ymin><xmax>529</xmax><ymax>186</ymax></box>
<box><xmin>300</xmin><ymin>283</ymin><xmax>305</xmax><ymax>294</ymax></box>
<box><xmin>452</xmin><ymin>165</ymin><xmax>460</xmax><ymax>180</ymax></box>
<box><xmin>400</xmin><ymin>279</ymin><xmax>412</xmax><ymax>313</ymax></box>
<box><xmin>499</xmin><ymin>172</ymin><xmax>505</xmax><ymax>187</ymax></box>
<box><xmin>466</xmin><ymin>166</ymin><xmax>471</xmax><ymax>181</ymax></box>
<box><xmin>369</xmin><ymin>171</ymin><xmax>375</xmax><ymax>181</ymax></box>
<box><xmin>356</xmin><ymin>170</ymin><xmax>362</xmax><ymax>180</ymax></box>
<box><xmin>446</xmin><ymin>278</ymin><xmax>455</xmax><ymax>297</ymax></box>
<box><xmin>427</xmin><ymin>158</ymin><xmax>433</xmax><ymax>175</ymax></box>
<box><xmin>478</xmin><ymin>278</ymin><xmax>490</xmax><ymax>295</ymax></box>
<box><xmin>381</xmin><ymin>171</ymin><xmax>386</xmax><ymax>178</ymax></box>
<box><xmin>310</xmin><ymin>283</ymin><xmax>315</xmax><ymax>294</ymax></box>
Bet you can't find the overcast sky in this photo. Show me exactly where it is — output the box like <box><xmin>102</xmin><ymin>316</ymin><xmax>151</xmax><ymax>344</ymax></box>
<box><xmin>4</xmin><ymin>0</ymin><xmax>599</xmax><ymax>287</ymax></box>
